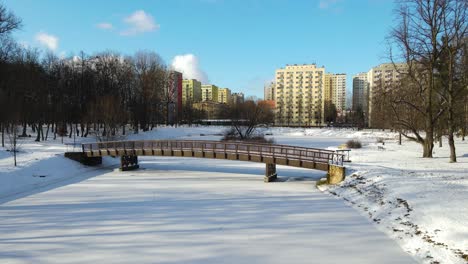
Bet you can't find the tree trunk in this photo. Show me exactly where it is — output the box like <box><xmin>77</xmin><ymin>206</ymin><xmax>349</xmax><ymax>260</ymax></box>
<box><xmin>423</xmin><ymin>137</ymin><xmax>434</xmax><ymax>158</ymax></box>
<box><xmin>21</xmin><ymin>122</ymin><xmax>27</xmax><ymax>137</ymax></box>
<box><xmin>68</xmin><ymin>123</ymin><xmax>73</xmax><ymax>138</ymax></box>
<box><xmin>53</xmin><ymin>123</ymin><xmax>57</xmax><ymax>140</ymax></box>
<box><xmin>399</xmin><ymin>132</ymin><xmax>402</xmax><ymax>145</ymax></box>
<box><xmin>448</xmin><ymin>133</ymin><xmax>456</xmax><ymax>163</ymax></box>
<box><xmin>45</xmin><ymin>123</ymin><xmax>50</xmax><ymax>141</ymax></box>
<box><xmin>35</xmin><ymin>123</ymin><xmax>42</xmax><ymax>142</ymax></box>
<box><xmin>84</xmin><ymin>124</ymin><xmax>89</xmax><ymax>137</ymax></box>
<box><xmin>1</xmin><ymin>123</ymin><xmax>4</xmax><ymax>148</ymax></box>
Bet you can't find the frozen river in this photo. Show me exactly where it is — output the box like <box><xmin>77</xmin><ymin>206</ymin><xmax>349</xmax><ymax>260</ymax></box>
<box><xmin>0</xmin><ymin>134</ymin><xmax>416</xmax><ymax>263</ymax></box>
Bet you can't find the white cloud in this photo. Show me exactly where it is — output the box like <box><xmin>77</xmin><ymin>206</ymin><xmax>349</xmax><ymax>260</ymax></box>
<box><xmin>97</xmin><ymin>23</ymin><xmax>113</xmax><ymax>30</ymax></box>
<box><xmin>171</xmin><ymin>54</ymin><xmax>208</xmax><ymax>83</ymax></box>
<box><xmin>121</xmin><ymin>10</ymin><xmax>159</xmax><ymax>36</ymax></box>
<box><xmin>319</xmin><ymin>0</ymin><xmax>340</xmax><ymax>9</ymax></box>
<box><xmin>35</xmin><ymin>32</ymin><xmax>59</xmax><ymax>51</ymax></box>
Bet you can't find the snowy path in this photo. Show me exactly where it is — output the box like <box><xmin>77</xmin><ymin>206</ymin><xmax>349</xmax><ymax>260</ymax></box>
<box><xmin>0</xmin><ymin>157</ymin><xmax>415</xmax><ymax>263</ymax></box>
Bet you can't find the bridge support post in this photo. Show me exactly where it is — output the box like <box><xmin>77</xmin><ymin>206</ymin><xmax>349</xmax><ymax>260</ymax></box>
<box><xmin>120</xmin><ymin>155</ymin><xmax>139</xmax><ymax>171</ymax></box>
<box><xmin>327</xmin><ymin>165</ymin><xmax>345</xmax><ymax>184</ymax></box>
<box><xmin>264</xmin><ymin>163</ymin><xmax>277</xmax><ymax>183</ymax></box>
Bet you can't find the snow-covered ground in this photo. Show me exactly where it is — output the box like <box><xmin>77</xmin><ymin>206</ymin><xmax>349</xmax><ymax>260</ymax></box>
<box><xmin>0</xmin><ymin>126</ymin><xmax>466</xmax><ymax>263</ymax></box>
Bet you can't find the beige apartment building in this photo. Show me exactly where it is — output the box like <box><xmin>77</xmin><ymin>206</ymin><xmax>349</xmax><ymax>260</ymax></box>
<box><xmin>218</xmin><ymin>88</ymin><xmax>231</xmax><ymax>104</ymax></box>
<box><xmin>324</xmin><ymin>73</ymin><xmax>346</xmax><ymax>113</ymax></box>
<box><xmin>201</xmin><ymin>84</ymin><xmax>219</xmax><ymax>102</ymax></box>
<box><xmin>182</xmin><ymin>79</ymin><xmax>202</xmax><ymax>104</ymax></box>
<box><xmin>274</xmin><ymin>64</ymin><xmax>325</xmax><ymax>126</ymax></box>
<box><xmin>367</xmin><ymin>63</ymin><xmax>407</xmax><ymax>127</ymax></box>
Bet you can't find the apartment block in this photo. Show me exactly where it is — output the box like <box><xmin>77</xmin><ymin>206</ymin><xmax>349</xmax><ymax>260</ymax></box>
<box><xmin>218</xmin><ymin>88</ymin><xmax>231</xmax><ymax>104</ymax></box>
<box><xmin>274</xmin><ymin>64</ymin><xmax>325</xmax><ymax>126</ymax></box>
<box><xmin>324</xmin><ymin>73</ymin><xmax>347</xmax><ymax>113</ymax></box>
<box><xmin>264</xmin><ymin>82</ymin><xmax>275</xmax><ymax>101</ymax></box>
<box><xmin>367</xmin><ymin>63</ymin><xmax>407</xmax><ymax>127</ymax></box>
<box><xmin>352</xmin><ymin>72</ymin><xmax>369</xmax><ymax>124</ymax></box>
<box><xmin>231</xmin><ymin>92</ymin><xmax>244</xmax><ymax>105</ymax></box>
<box><xmin>201</xmin><ymin>84</ymin><xmax>219</xmax><ymax>102</ymax></box>
<box><xmin>352</xmin><ymin>73</ymin><xmax>369</xmax><ymax>113</ymax></box>
<box><xmin>182</xmin><ymin>79</ymin><xmax>202</xmax><ymax>104</ymax></box>
<box><xmin>167</xmin><ymin>71</ymin><xmax>183</xmax><ymax>124</ymax></box>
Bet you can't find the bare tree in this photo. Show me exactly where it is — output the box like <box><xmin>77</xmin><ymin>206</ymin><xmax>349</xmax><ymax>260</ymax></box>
<box><xmin>224</xmin><ymin>100</ymin><xmax>274</xmax><ymax>141</ymax></box>
<box><xmin>388</xmin><ymin>0</ymin><xmax>461</xmax><ymax>158</ymax></box>
<box><xmin>0</xmin><ymin>3</ymin><xmax>21</xmax><ymax>36</ymax></box>
<box><xmin>437</xmin><ymin>1</ymin><xmax>467</xmax><ymax>162</ymax></box>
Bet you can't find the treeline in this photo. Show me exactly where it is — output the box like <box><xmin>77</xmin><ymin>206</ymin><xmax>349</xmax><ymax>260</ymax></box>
<box><xmin>0</xmin><ymin>42</ymin><xmax>185</xmax><ymax>141</ymax></box>
<box><xmin>0</xmin><ymin>3</ymin><xmax>207</xmax><ymax>147</ymax></box>
<box><xmin>370</xmin><ymin>0</ymin><xmax>467</xmax><ymax>162</ymax></box>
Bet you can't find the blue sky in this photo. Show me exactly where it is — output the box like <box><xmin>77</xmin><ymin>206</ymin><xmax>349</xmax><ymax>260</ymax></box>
<box><xmin>5</xmin><ymin>0</ymin><xmax>396</xmax><ymax>99</ymax></box>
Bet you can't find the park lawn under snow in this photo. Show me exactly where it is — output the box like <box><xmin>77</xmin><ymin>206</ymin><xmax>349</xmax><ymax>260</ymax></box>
<box><xmin>318</xmin><ymin>135</ymin><xmax>468</xmax><ymax>264</ymax></box>
<box><xmin>0</xmin><ymin>126</ymin><xmax>466</xmax><ymax>263</ymax></box>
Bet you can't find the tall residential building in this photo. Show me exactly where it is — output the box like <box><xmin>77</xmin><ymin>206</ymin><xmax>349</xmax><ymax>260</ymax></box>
<box><xmin>275</xmin><ymin>64</ymin><xmax>325</xmax><ymax>126</ymax></box>
<box><xmin>167</xmin><ymin>71</ymin><xmax>183</xmax><ymax>124</ymax></box>
<box><xmin>352</xmin><ymin>72</ymin><xmax>369</xmax><ymax>115</ymax></box>
<box><xmin>264</xmin><ymin>82</ymin><xmax>275</xmax><ymax>101</ymax></box>
<box><xmin>324</xmin><ymin>73</ymin><xmax>347</xmax><ymax>113</ymax></box>
<box><xmin>231</xmin><ymin>92</ymin><xmax>245</xmax><ymax>105</ymax></box>
<box><xmin>201</xmin><ymin>84</ymin><xmax>219</xmax><ymax>102</ymax></box>
<box><xmin>367</xmin><ymin>63</ymin><xmax>407</xmax><ymax>127</ymax></box>
<box><xmin>218</xmin><ymin>88</ymin><xmax>231</xmax><ymax>104</ymax></box>
<box><xmin>182</xmin><ymin>79</ymin><xmax>202</xmax><ymax>104</ymax></box>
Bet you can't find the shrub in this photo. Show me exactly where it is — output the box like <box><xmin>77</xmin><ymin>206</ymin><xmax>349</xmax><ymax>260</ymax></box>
<box><xmin>221</xmin><ymin>128</ymin><xmax>275</xmax><ymax>144</ymax></box>
<box><xmin>376</xmin><ymin>137</ymin><xmax>385</xmax><ymax>144</ymax></box>
<box><xmin>346</xmin><ymin>139</ymin><xmax>362</xmax><ymax>149</ymax></box>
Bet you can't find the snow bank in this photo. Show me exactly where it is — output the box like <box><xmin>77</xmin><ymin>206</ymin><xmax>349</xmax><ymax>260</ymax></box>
<box><xmin>323</xmin><ymin>139</ymin><xmax>468</xmax><ymax>263</ymax></box>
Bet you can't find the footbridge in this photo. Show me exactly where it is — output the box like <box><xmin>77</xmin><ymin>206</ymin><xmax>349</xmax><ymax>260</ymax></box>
<box><xmin>69</xmin><ymin>140</ymin><xmax>346</xmax><ymax>184</ymax></box>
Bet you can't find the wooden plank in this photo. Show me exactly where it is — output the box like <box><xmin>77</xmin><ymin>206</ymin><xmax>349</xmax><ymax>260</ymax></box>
<box><xmin>302</xmin><ymin>160</ymin><xmax>316</xmax><ymax>169</ymax></box>
<box><xmin>239</xmin><ymin>154</ymin><xmax>249</xmax><ymax>161</ymax></box>
<box><xmin>275</xmin><ymin>157</ymin><xmax>287</xmax><ymax>165</ymax></box>
<box><xmin>215</xmin><ymin>152</ymin><xmax>227</xmax><ymax>159</ymax></box>
<box><xmin>205</xmin><ymin>152</ymin><xmax>215</xmax><ymax>159</ymax></box>
<box><xmin>227</xmin><ymin>153</ymin><xmax>238</xmax><ymax>160</ymax></box>
<box><xmin>288</xmin><ymin>159</ymin><xmax>301</xmax><ymax>167</ymax></box>
<box><xmin>250</xmin><ymin>155</ymin><xmax>261</xmax><ymax>162</ymax></box>
<box><xmin>183</xmin><ymin>150</ymin><xmax>194</xmax><ymax>157</ymax></box>
<box><xmin>315</xmin><ymin>162</ymin><xmax>329</xmax><ymax>171</ymax></box>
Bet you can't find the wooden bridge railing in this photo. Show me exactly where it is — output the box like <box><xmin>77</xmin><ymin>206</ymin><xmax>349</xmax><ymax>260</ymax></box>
<box><xmin>82</xmin><ymin>140</ymin><xmax>344</xmax><ymax>166</ymax></box>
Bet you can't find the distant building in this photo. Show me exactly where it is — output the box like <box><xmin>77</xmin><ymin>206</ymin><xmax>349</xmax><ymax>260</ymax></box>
<box><xmin>275</xmin><ymin>64</ymin><xmax>325</xmax><ymax>126</ymax></box>
<box><xmin>231</xmin><ymin>92</ymin><xmax>245</xmax><ymax>105</ymax></box>
<box><xmin>324</xmin><ymin>73</ymin><xmax>347</xmax><ymax>114</ymax></box>
<box><xmin>218</xmin><ymin>88</ymin><xmax>232</xmax><ymax>104</ymax></box>
<box><xmin>367</xmin><ymin>63</ymin><xmax>407</xmax><ymax>127</ymax></box>
<box><xmin>201</xmin><ymin>84</ymin><xmax>219</xmax><ymax>102</ymax></box>
<box><xmin>182</xmin><ymin>79</ymin><xmax>202</xmax><ymax>104</ymax></box>
<box><xmin>264</xmin><ymin>82</ymin><xmax>275</xmax><ymax>101</ymax></box>
<box><xmin>167</xmin><ymin>71</ymin><xmax>183</xmax><ymax>124</ymax></box>
<box><xmin>352</xmin><ymin>72</ymin><xmax>369</xmax><ymax>118</ymax></box>
<box><xmin>193</xmin><ymin>101</ymin><xmax>222</xmax><ymax>119</ymax></box>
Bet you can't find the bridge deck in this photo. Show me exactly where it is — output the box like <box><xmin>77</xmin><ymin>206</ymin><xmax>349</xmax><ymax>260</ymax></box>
<box><xmin>82</xmin><ymin>140</ymin><xmax>344</xmax><ymax>171</ymax></box>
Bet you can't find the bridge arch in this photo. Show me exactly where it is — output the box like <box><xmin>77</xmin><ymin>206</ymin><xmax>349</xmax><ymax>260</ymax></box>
<box><xmin>78</xmin><ymin>140</ymin><xmax>346</xmax><ymax>184</ymax></box>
